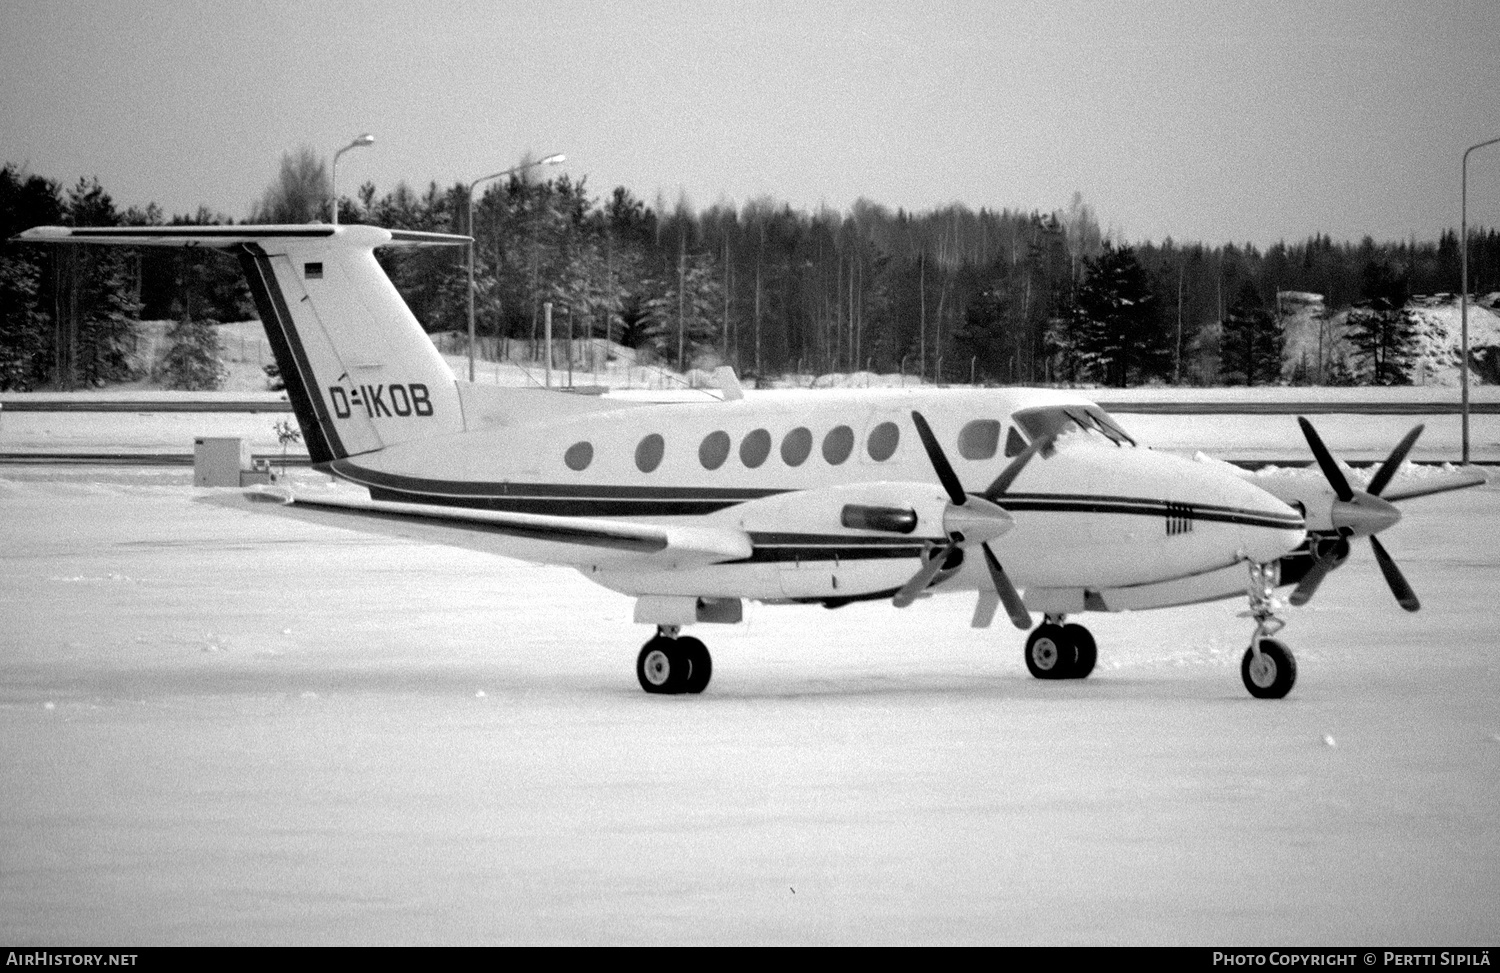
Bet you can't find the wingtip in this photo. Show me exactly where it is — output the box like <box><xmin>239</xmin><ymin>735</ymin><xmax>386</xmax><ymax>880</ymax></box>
<box><xmin>11</xmin><ymin>225</ymin><xmax>72</xmax><ymax>243</ymax></box>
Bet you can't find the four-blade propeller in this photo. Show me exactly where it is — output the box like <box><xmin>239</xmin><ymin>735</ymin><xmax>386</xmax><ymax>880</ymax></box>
<box><xmin>1291</xmin><ymin>417</ymin><xmax>1421</xmax><ymax>612</ymax></box>
<box><xmin>889</xmin><ymin>413</ymin><xmax>1426</xmax><ymax>624</ymax></box>
<box><xmin>891</xmin><ymin>412</ymin><xmax>1052</xmax><ymax>628</ymax></box>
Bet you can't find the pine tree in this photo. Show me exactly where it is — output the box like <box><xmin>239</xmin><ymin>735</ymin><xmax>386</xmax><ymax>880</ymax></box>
<box><xmin>953</xmin><ymin>286</ymin><xmax>1010</xmax><ymax>383</ymax></box>
<box><xmin>1069</xmin><ymin>243</ymin><xmax>1168</xmax><ymax>386</ymax></box>
<box><xmin>1219</xmin><ymin>281</ymin><xmax>1284</xmax><ymax>385</ymax></box>
<box><xmin>0</xmin><ymin>166</ymin><xmax>62</xmax><ymax>389</ymax></box>
<box><xmin>0</xmin><ymin>250</ymin><xmax>49</xmax><ymax>389</ymax></box>
<box><xmin>160</xmin><ymin>311</ymin><xmax>225</xmax><ymax>390</ymax></box>
<box><xmin>1347</xmin><ymin>261</ymin><xmax>1417</xmax><ymax>385</ymax></box>
<box><xmin>57</xmin><ymin>178</ymin><xmax>141</xmax><ymax>388</ymax></box>
<box><xmin>642</xmin><ymin>250</ymin><xmax>723</xmax><ymax>369</ymax></box>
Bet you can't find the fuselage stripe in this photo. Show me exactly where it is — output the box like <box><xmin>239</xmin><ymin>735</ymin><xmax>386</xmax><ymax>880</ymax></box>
<box><xmin>329</xmin><ymin>462</ymin><xmax>1303</xmax><ymax>533</ymax></box>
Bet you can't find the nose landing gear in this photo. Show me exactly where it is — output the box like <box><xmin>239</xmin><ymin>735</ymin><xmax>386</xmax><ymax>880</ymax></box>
<box><xmin>1240</xmin><ymin>561</ymin><xmax>1297</xmax><ymax>699</ymax></box>
<box><xmin>1024</xmin><ymin>615</ymin><xmax>1097</xmax><ymax>680</ymax></box>
<box><xmin>636</xmin><ymin>626</ymin><xmax>713</xmax><ymax>695</ymax></box>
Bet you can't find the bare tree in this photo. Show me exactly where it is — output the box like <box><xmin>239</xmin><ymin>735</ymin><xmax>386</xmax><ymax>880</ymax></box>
<box><xmin>252</xmin><ymin>146</ymin><xmax>329</xmax><ymax>223</ymax></box>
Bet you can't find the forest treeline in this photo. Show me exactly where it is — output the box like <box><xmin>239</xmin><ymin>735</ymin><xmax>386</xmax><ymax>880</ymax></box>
<box><xmin>5</xmin><ymin>151</ymin><xmax>1500</xmax><ymax>392</ymax></box>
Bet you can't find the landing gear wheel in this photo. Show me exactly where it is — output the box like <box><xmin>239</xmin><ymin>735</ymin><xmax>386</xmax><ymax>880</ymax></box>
<box><xmin>1241</xmin><ymin>638</ymin><xmax>1297</xmax><ymax>699</ymax></box>
<box><xmin>1025</xmin><ymin>624</ymin><xmax>1077</xmax><ymax>680</ymax></box>
<box><xmin>679</xmin><ymin>637</ymin><xmax>712</xmax><ymax>694</ymax></box>
<box><xmin>1064</xmin><ymin>624</ymin><xmax>1096</xmax><ymax>679</ymax></box>
<box><xmin>637</xmin><ymin>636</ymin><xmax>687</xmax><ymax>694</ymax></box>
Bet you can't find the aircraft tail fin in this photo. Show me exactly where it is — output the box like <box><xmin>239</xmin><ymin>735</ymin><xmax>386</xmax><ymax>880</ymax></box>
<box><xmin>12</xmin><ymin>224</ymin><xmax>470</xmax><ymax>465</ymax></box>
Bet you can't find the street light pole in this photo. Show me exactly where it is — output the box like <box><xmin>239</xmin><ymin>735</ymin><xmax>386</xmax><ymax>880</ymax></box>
<box><xmin>1461</xmin><ymin>137</ymin><xmax>1500</xmax><ymax>465</ymax></box>
<box><xmin>331</xmin><ymin>133</ymin><xmax>375</xmax><ymax>226</ymax></box>
<box><xmin>465</xmin><ymin>154</ymin><xmax>566</xmax><ymax>382</ymax></box>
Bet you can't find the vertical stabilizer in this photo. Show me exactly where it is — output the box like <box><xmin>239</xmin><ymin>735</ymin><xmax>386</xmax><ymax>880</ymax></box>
<box><xmin>13</xmin><ymin>223</ymin><xmax>469</xmax><ymax>464</ymax></box>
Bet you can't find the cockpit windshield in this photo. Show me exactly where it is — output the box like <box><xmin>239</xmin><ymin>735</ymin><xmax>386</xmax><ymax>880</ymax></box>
<box><xmin>1011</xmin><ymin>405</ymin><xmax>1137</xmax><ymax>449</ymax></box>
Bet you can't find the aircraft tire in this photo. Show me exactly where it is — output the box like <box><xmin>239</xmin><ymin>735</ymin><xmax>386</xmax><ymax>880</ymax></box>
<box><xmin>1025</xmin><ymin>624</ymin><xmax>1076</xmax><ymax>680</ymax></box>
<box><xmin>1064</xmin><ymin>624</ymin><xmax>1097</xmax><ymax>679</ymax></box>
<box><xmin>1241</xmin><ymin>638</ymin><xmax>1297</xmax><ymax>699</ymax></box>
<box><xmin>679</xmin><ymin>637</ymin><xmax>713</xmax><ymax>694</ymax></box>
<box><xmin>637</xmin><ymin>637</ymin><xmax>688</xmax><ymax>694</ymax></box>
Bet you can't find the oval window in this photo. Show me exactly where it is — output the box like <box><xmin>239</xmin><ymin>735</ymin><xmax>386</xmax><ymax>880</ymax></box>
<box><xmin>780</xmin><ymin>427</ymin><xmax>812</xmax><ymax>467</ymax></box>
<box><xmin>564</xmin><ymin>441</ymin><xmax>593</xmax><ymax>471</ymax></box>
<box><xmin>822</xmin><ymin>425</ymin><xmax>854</xmax><ymax>465</ymax></box>
<box><xmin>867</xmin><ymin>421</ymin><xmax>900</xmax><ymax>461</ymax></box>
<box><xmin>699</xmin><ymin>430</ymin><xmax>731</xmax><ymax>470</ymax></box>
<box><xmin>635</xmin><ymin>433</ymin><xmax>665</xmax><ymax>473</ymax></box>
<box><xmin>740</xmin><ymin>429</ymin><xmax>772</xmax><ymax>468</ymax></box>
<box><xmin>958</xmin><ymin>419</ymin><xmax>1001</xmax><ymax>460</ymax></box>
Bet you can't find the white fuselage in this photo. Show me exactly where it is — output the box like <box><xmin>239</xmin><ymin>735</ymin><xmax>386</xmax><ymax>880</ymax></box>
<box><xmin>324</xmin><ymin>385</ymin><xmax>1306</xmax><ymax>612</ymax></box>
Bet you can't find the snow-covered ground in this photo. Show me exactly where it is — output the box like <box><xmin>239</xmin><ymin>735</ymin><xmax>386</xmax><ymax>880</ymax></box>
<box><xmin>2</xmin><ymin>424</ymin><xmax>1498</xmax><ymax>944</ymax></box>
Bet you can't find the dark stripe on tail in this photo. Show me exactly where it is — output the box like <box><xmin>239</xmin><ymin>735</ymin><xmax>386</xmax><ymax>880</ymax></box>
<box><xmin>236</xmin><ymin>243</ymin><xmax>346</xmax><ymax>464</ymax></box>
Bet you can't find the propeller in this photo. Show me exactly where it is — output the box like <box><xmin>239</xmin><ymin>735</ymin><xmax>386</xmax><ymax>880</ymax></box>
<box><xmin>892</xmin><ymin>412</ymin><xmax>1051</xmax><ymax>629</ymax></box>
<box><xmin>1290</xmin><ymin>417</ymin><xmax>1421</xmax><ymax>612</ymax></box>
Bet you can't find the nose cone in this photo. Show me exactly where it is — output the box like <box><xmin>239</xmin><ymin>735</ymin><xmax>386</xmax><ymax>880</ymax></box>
<box><xmin>945</xmin><ymin>495</ymin><xmax>1014</xmax><ymax>545</ymax></box>
<box><xmin>1332</xmin><ymin>492</ymin><xmax>1401</xmax><ymax>537</ymax></box>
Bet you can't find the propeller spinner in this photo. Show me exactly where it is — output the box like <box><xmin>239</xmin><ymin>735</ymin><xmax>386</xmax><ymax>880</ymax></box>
<box><xmin>1291</xmin><ymin>417</ymin><xmax>1421</xmax><ymax>612</ymax></box>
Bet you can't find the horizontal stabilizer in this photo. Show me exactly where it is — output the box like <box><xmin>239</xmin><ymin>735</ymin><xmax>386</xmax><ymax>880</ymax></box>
<box><xmin>11</xmin><ymin>224</ymin><xmax>469</xmax><ymax>249</ymax></box>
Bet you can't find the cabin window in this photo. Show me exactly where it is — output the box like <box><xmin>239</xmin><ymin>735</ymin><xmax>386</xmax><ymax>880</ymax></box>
<box><xmin>564</xmin><ymin>441</ymin><xmax>593</xmax><ymax>471</ymax></box>
<box><xmin>867</xmin><ymin>421</ymin><xmax>900</xmax><ymax>462</ymax></box>
<box><xmin>958</xmin><ymin>419</ymin><xmax>1001</xmax><ymax>460</ymax></box>
<box><xmin>635</xmin><ymin>433</ymin><xmax>665</xmax><ymax>473</ymax></box>
<box><xmin>781</xmin><ymin>427</ymin><xmax>812</xmax><ymax>467</ymax></box>
<box><xmin>822</xmin><ymin>425</ymin><xmax>854</xmax><ymax>465</ymax></box>
<box><xmin>1005</xmin><ymin>426</ymin><xmax>1029</xmax><ymax>457</ymax></box>
<box><xmin>740</xmin><ymin>429</ymin><xmax>772</xmax><ymax>468</ymax></box>
<box><xmin>699</xmin><ymin>430</ymin><xmax>731</xmax><ymax>470</ymax></box>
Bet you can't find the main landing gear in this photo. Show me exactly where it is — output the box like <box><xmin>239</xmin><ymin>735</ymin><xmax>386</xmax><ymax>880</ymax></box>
<box><xmin>1240</xmin><ymin>561</ymin><xmax>1297</xmax><ymax>699</ymax></box>
<box><xmin>636</xmin><ymin>626</ymin><xmax>713</xmax><ymax>695</ymax></box>
<box><xmin>1024</xmin><ymin>615</ymin><xmax>1097</xmax><ymax>680</ymax></box>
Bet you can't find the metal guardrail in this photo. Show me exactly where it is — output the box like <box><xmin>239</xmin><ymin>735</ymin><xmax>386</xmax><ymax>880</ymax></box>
<box><xmin>0</xmin><ymin>399</ymin><xmax>293</xmax><ymax>413</ymax></box>
<box><xmin>0</xmin><ymin>452</ymin><xmax>313</xmax><ymax>466</ymax></box>
<box><xmin>1093</xmin><ymin>400</ymin><xmax>1500</xmax><ymax>415</ymax></box>
<box><xmin>3</xmin><ymin>397</ymin><xmax>1497</xmax><ymax>415</ymax></box>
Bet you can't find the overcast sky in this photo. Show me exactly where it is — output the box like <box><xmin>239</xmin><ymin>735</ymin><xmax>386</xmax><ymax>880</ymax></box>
<box><xmin>4</xmin><ymin>0</ymin><xmax>1499</xmax><ymax>246</ymax></box>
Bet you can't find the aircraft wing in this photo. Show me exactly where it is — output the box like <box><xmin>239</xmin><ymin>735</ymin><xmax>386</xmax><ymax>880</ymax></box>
<box><xmin>1378</xmin><ymin>467</ymin><xmax>1488</xmax><ymax>502</ymax></box>
<box><xmin>1193</xmin><ymin>450</ymin><xmax>1489</xmax><ymax>503</ymax></box>
<box><xmin>202</xmin><ymin>487</ymin><xmax>752</xmax><ymax>569</ymax></box>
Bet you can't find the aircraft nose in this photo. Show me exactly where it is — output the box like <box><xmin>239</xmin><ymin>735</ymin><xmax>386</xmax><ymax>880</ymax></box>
<box><xmin>1229</xmin><ymin>479</ymin><xmax>1306</xmax><ymax>564</ymax></box>
<box><xmin>1167</xmin><ymin>456</ymin><xmax>1305</xmax><ymax>565</ymax></box>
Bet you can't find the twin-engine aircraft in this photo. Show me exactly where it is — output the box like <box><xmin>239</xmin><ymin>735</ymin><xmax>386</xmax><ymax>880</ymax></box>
<box><xmin>16</xmin><ymin>223</ymin><xmax>1484</xmax><ymax>698</ymax></box>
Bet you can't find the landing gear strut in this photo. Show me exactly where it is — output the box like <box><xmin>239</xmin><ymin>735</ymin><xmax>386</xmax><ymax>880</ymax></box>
<box><xmin>1025</xmin><ymin>615</ymin><xmax>1096</xmax><ymax>680</ymax></box>
<box><xmin>636</xmin><ymin>626</ymin><xmax>713</xmax><ymax>695</ymax></box>
<box><xmin>1240</xmin><ymin>561</ymin><xmax>1297</xmax><ymax>699</ymax></box>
